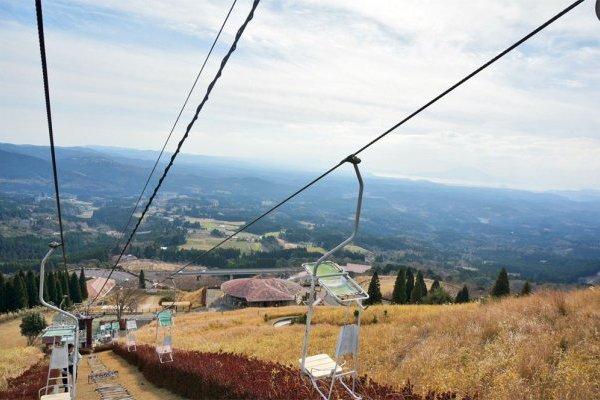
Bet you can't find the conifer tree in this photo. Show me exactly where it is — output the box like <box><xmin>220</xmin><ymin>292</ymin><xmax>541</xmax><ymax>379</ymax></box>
<box><xmin>405</xmin><ymin>268</ymin><xmax>414</xmax><ymax>303</ymax></box>
<box><xmin>59</xmin><ymin>270</ymin><xmax>69</xmax><ymax>300</ymax></box>
<box><xmin>416</xmin><ymin>270</ymin><xmax>427</xmax><ymax>298</ymax></box>
<box><xmin>46</xmin><ymin>272</ymin><xmax>56</xmax><ymax>304</ymax></box>
<box><xmin>4</xmin><ymin>280</ymin><xmax>16</xmax><ymax>311</ymax></box>
<box><xmin>366</xmin><ymin>270</ymin><xmax>382</xmax><ymax>304</ymax></box>
<box><xmin>491</xmin><ymin>268</ymin><xmax>510</xmax><ymax>297</ymax></box>
<box><xmin>430</xmin><ymin>279</ymin><xmax>441</xmax><ymax>292</ymax></box>
<box><xmin>409</xmin><ymin>278</ymin><xmax>423</xmax><ymax>303</ymax></box>
<box><xmin>391</xmin><ymin>268</ymin><xmax>407</xmax><ymax>304</ymax></box>
<box><xmin>69</xmin><ymin>273</ymin><xmax>82</xmax><ymax>304</ymax></box>
<box><xmin>520</xmin><ymin>281</ymin><xmax>532</xmax><ymax>296</ymax></box>
<box><xmin>54</xmin><ymin>273</ymin><xmax>64</xmax><ymax>306</ymax></box>
<box><xmin>455</xmin><ymin>285</ymin><xmax>470</xmax><ymax>303</ymax></box>
<box><xmin>79</xmin><ymin>268</ymin><xmax>88</xmax><ymax>299</ymax></box>
<box><xmin>13</xmin><ymin>275</ymin><xmax>28</xmax><ymax>310</ymax></box>
<box><xmin>0</xmin><ymin>272</ymin><xmax>6</xmax><ymax>313</ymax></box>
<box><xmin>410</xmin><ymin>271</ymin><xmax>426</xmax><ymax>304</ymax></box>
<box><xmin>138</xmin><ymin>269</ymin><xmax>146</xmax><ymax>289</ymax></box>
<box><xmin>25</xmin><ymin>270</ymin><xmax>38</xmax><ymax>308</ymax></box>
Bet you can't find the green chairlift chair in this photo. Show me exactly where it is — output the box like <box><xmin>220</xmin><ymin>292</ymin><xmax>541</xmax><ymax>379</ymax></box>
<box><xmin>155</xmin><ymin>310</ymin><xmax>174</xmax><ymax>363</ymax></box>
<box><xmin>38</xmin><ymin>243</ymin><xmax>81</xmax><ymax>400</ymax></box>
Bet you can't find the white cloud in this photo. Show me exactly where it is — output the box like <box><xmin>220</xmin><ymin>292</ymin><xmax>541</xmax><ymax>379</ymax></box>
<box><xmin>1</xmin><ymin>0</ymin><xmax>599</xmax><ymax>190</ymax></box>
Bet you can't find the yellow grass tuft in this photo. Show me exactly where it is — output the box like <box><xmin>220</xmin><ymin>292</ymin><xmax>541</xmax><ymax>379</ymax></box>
<box><xmin>0</xmin><ymin>346</ymin><xmax>43</xmax><ymax>390</ymax></box>
<box><xmin>134</xmin><ymin>288</ymin><xmax>600</xmax><ymax>400</ymax></box>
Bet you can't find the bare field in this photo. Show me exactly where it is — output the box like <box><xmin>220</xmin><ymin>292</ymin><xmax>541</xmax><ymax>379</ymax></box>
<box><xmin>180</xmin><ymin>233</ymin><xmax>261</xmax><ymax>252</ymax></box>
<box><xmin>133</xmin><ymin>288</ymin><xmax>600</xmax><ymax>400</ymax></box>
<box><xmin>120</xmin><ymin>258</ymin><xmax>192</xmax><ymax>272</ymax></box>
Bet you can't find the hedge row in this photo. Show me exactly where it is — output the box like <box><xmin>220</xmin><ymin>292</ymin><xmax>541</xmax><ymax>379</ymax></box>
<box><xmin>0</xmin><ymin>361</ymin><xmax>48</xmax><ymax>400</ymax></box>
<box><xmin>113</xmin><ymin>344</ymin><xmax>476</xmax><ymax>400</ymax></box>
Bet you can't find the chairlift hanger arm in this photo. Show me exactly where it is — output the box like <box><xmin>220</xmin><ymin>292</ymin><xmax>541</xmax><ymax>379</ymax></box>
<box><xmin>312</xmin><ymin>156</ymin><xmax>363</xmax><ymax>277</ymax></box>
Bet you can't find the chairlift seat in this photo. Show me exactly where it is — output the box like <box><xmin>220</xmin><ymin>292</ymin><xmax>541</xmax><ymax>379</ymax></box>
<box><xmin>156</xmin><ymin>344</ymin><xmax>172</xmax><ymax>355</ymax></box>
<box><xmin>40</xmin><ymin>393</ymin><xmax>71</xmax><ymax>400</ymax></box>
<box><xmin>303</xmin><ymin>261</ymin><xmax>368</xmax><ymax>303</ymax></box>
<box><xmin>300</xmin><ymin>354</ymin><xmax>343</xmax><ymax>379</ymax></box>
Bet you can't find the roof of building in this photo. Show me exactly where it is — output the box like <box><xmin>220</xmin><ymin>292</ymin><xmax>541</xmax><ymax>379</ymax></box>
<box><xmin>221</xmin><ymin>277</ymin><xmax>303</xmax><ymax>303</ymax></box>
<box><xmin>86</xmin><ymin>277</ymin><xmax>115</xmax><ymax>301</ymax></box>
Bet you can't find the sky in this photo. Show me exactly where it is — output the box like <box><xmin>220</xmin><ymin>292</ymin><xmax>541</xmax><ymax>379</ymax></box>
<box><xmin>0</xmin><ymin>0</ymin><xmax>599</xmax><ymax>191</ymax></box>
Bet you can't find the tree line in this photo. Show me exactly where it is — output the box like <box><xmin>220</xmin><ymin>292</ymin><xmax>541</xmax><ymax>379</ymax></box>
<box><xmin>0</xmin><ymin>268</ymin><xmax>89</xmax><ymax>313</ymax></box>
<box><xmin>364</xmin><ymin>266</ymin><xmax>532</xmax><ymax>306</ymax></box>
<box><xmin>364</xmin><ymin>267</ymin><xmax>470</xmax><ymax>305</ymax></box>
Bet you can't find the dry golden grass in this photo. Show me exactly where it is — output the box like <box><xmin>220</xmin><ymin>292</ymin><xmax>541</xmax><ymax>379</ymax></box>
<box><xmin>0</xmin><ymin>313</ymin><xmax>45</xmax><ymax>390</ymax></box>
<box><xmin>134</xmin><ymin>288</ymin><xmax>600</xmax><ymax>400</ymax></box>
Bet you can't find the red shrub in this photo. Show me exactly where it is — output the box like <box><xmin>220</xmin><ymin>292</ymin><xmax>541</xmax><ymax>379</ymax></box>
<box><xmin>113</xmin><ymin>344</ymin><xmax>476</xmax><ymax>400</ymax></box>
<box><xmin>0</xmin><ymin>361</ymin><xmax>48</xmax><ymax>400</ymax></box>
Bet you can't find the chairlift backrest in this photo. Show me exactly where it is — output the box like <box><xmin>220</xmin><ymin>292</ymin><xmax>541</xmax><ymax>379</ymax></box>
<box><xmin>49</xmin><ymin>344</ymin><xmax>69</xmax><ymax>369</ymax></box>
<box><xmin>163</xmin><ymin>335</ymin><xmax>172</xmax><ymax>347</ymax></box>
<box><xmin>158</xmin><ymin>310</ymin><xmax>173</xmax><ymax>327</ymax></box>
<box><xmin>126</xmin><ymin>319</ymin><xmax>137</xmax><ymax>330</ymax></box>
<box><xmin>335</xmin><ymin>324</ymin><xmax>359</xmax><ymax>358</ymax></box>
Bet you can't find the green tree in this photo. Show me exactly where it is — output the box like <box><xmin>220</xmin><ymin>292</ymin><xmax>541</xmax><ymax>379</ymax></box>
<box><xmin>13</xmin><ymin>274</ymin><xmax>28</xmax><ymax>310</ymax></box>
<box><xmin>54</xmin><ymin>273</ymin><xmax>64</xmax><ymax>306</ymax></box>
<box><xmin>25</xmin><ymin>270</ymin><xmax>38</xmax><ymax>308</ymax></box>
<box><xmin>4</xmin><ymin>280</ymin><xmax>16</xmax><ymax>311</ymax></box>
<box><xmin>430</xmin><ymin>279</ymin><xmax>441</xmax><ymax>292</ymax></box>
<box><xmin>416</xmin><ymin>270</ymin><xmax>427</xmax><ymax>298</ymax></box>
<box><xmin>365</xmin><ymin>270</ymin><xmax>382</xmax><ymax>304</ymax></box>
<box><xmin>138</xmin><ymin>269</ymin><xmax>146</xmax><ymax>289</ymax></box>
<box><xmin>59</xmin><ymin>270</ymin><xmax>70</xmax><ymax>300</ymax></box>
<box><xmin>46</xmin><ymin>271</ymin><xmax>56</xmax><ymax>304</ymax></box>
<box><xmin>455</xmin><ymin>285</ymin><xmax>470</xmax><ymax>303</ymax></box>
<box><xmin>20</xmin><ymin>312</ymin><xmax>47</xmax><ymax>345</ymax></box>
<box><xmin>405</xmin><ymin>268</ymin><xmax>414</xmax><ymax>303</ymax></box>
<box><xmin>520</xmin><ymin>281</ymin><xmax>532</xmax><ymax>296</ymax></box>
<box><xmin>69</xmin><ymin>273</ymin><xmax>82</xmax><ymax>304</ymax></box>
<box><xmin>391</xmin><ymin>268</ymin><xmax>407</xmax><ymax>304</ymax></box>
<box><xmin>79</xmin><ymin>268</ymin><xmax>88</xmax><ymax>299</ymax></box>
<box><xmin>410</xmin><ymin>271</ymin><xmax>425</xmax><ymax>304</ymax></box>
<box><xmin>491</xmin><ymin>268</ymin><xmax>510</xmax><ymax>297</ymax></box>
<box><xmin>423</xmin><ymin>287</ymin><xmax>452</xmax><ymax>304</ymax></box>
<box><xmin>0</xmin><ymin>272</ymin><xmax>6</xmax><ymax>313</ymax></box>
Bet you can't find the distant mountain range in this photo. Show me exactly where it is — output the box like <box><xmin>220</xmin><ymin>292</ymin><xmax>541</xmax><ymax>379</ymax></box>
<box><xmin>1</xmin><ymin>142</ymin><xmax>599</xmax><ymax>283</ymax></box>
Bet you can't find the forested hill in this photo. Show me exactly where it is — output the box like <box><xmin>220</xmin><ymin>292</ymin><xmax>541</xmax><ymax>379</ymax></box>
<box><xmin>1</xmin><ymin>142</ymin><xmax>599</xmax><ymax>284</ymax></box>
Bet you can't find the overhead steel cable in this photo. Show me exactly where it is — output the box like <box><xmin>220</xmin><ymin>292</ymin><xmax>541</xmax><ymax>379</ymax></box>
<box><xmin>35</xmin><ymin>0</ymin><xmax>68</xmax><ymax>269</ymax></box>
<box><xmin>114</xmin><ymin>0</ymin><xmax>239</xmax><ymax>253</ymax></box>
<box><xmin>157</xmin><ymin>0</ymin><xmax>584</xmax><ymax>286</ymax></box>
<box><xmin>89</xmin><ymin>0</ymin><xmax>261</xmax><ymax>306</ymax></box>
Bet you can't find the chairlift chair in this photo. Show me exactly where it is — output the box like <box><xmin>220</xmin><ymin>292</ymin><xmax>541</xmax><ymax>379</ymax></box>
<box><xmin>125</xmin><ymin>319</ymin><xmax>137</xmax><ymax>352</ymax></box>
<box><xmin>299</xmin><ymin>156</ymin><xmax>368</xmax><ymax>400</ymax></box>
<box><xmin>38</xmin><ymin>243</ymin><xmax>81</xmax><ymax>400</ymax></box>
<box><xmin>155</xmin><ymin>310</ymin><xmax>174</xmax><ymax>363</ymax></box>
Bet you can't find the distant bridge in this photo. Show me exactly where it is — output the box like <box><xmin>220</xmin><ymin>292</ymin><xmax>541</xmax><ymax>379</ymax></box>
<box><xmin>178</xmin><ymin>267</ymin><xmax>302</xmax><ymax>280</ymax></box>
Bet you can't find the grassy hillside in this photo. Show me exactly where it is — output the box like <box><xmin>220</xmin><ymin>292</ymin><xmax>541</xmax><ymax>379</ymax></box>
<box><xmin>134</xmin><ymin>288</ymin><xmax>600</xmax><ymax>400</ymax></box>
<box><xmin>0</xmin><ymin>312</ymin><xmax>45</xmax><ymax>390</ymax></box>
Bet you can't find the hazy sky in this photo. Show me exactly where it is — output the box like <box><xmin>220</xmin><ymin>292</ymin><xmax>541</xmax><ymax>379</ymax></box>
<box><xmin>1</xmin><ymin>0</ymin><xmax>599</xmax><ymax>191</ymax></box>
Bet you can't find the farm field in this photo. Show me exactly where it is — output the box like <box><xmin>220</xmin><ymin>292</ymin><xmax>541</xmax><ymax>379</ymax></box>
<box><xmin>133</xmin><ymin>288</ymin><xmax>600</xmax><ymax>400</ymax></box>
<box><xmin>180</xmin><ymin>233</ymin><xmax>261</xmax><ymax>252</ymax></box>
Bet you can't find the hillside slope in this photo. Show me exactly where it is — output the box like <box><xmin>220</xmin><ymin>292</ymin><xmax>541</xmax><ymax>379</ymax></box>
<box><xmin>134</xmin><ymin>288</ymin><xmax>600</xmax><ymax>400</ymax></box>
